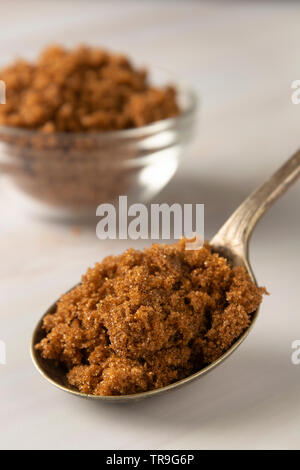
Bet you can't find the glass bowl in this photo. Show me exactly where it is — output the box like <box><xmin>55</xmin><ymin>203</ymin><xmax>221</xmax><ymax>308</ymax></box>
<box><xmin>0</xmin><ymin>68</ymin><xmax>197</xmax><ymax>221</ymax></box>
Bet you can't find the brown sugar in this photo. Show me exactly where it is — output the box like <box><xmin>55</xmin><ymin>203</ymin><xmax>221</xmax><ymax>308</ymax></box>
<box><xmin>0</xmin><ymin>44</ymin><xmax>180</xmax><ymax>132</ymax></box>
<box><xmin>35</xmin><ymin>240</ymin><xmax>267</xmax><ymax>396</ymax></box>
<box><xmin>0</xmin><ymin>45</ymin><xmax>181</xmax><ymax>213</ymax></box>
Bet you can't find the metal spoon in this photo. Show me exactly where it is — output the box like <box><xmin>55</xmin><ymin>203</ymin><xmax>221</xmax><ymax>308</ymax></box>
<box><xmin>31</xmin><ymin>150</ymin><xmax>300</xmax><ymax>402</ymax></box>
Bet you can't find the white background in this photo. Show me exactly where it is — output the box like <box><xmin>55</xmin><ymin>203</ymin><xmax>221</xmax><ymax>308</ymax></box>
<box><xmin>0</xmin><ymin>0</ymin><xmax>299</xmax><ymax>450</ymax></box>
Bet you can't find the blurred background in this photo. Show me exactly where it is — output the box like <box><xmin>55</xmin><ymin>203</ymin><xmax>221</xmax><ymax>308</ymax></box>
<box><xmin>0</xmin><ymin>0</ymin><xmax>299</xmax><ymax>450</ymax></box>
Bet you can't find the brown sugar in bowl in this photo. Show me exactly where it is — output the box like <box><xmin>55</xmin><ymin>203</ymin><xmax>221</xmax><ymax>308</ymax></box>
<box><xmin>0</xmin><ymin>45</ymin><xmax>197</xmax><ymax>219</ymax></box>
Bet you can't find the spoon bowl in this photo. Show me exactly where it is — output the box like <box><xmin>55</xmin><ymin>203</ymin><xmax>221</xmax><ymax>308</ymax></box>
<box><xmin>31</xmin><ymin>150</ymin><xmax>300</xmax><ymax>401</ymax></box>
<box><xmin>31</xmin><ymin>291</ymin><xmax>260</xmax><ymax>402</ymax></box>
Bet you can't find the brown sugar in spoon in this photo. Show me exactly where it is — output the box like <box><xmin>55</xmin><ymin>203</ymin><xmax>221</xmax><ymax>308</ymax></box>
<box><xmin>31</xmin><ymin>150</ymin><xmax>300</xmax><ymax>401</ymax></box>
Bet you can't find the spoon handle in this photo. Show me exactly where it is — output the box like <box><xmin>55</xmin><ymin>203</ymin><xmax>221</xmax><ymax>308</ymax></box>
<box><xmin>211</xmin><ymin>149</ymin><xmax>300</xmax><ymax>252</ymax></box>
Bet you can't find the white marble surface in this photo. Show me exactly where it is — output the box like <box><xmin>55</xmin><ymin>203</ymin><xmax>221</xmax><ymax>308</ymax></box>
<box><xmin>0</xmin><ymin>0</ymin><xmax>299</xmax><ymax>450</ymax></box>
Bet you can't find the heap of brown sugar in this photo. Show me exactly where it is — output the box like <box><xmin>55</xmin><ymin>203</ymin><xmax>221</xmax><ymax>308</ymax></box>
<box><xmin>35</xmin><ymin>240</ymin><xmax>266</xmax><ymax>396</ymax></box>
<box><xmin>0</xmin><ymin>45</ymin><xmax>180</xmax><ymax>132</ymax></box>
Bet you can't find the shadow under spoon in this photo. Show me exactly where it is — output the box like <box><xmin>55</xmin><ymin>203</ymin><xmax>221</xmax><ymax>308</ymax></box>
<box><xmin>31</xmin><ymin>150</ymin><xmax>300</xmax><ymax>402</ymax></box>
